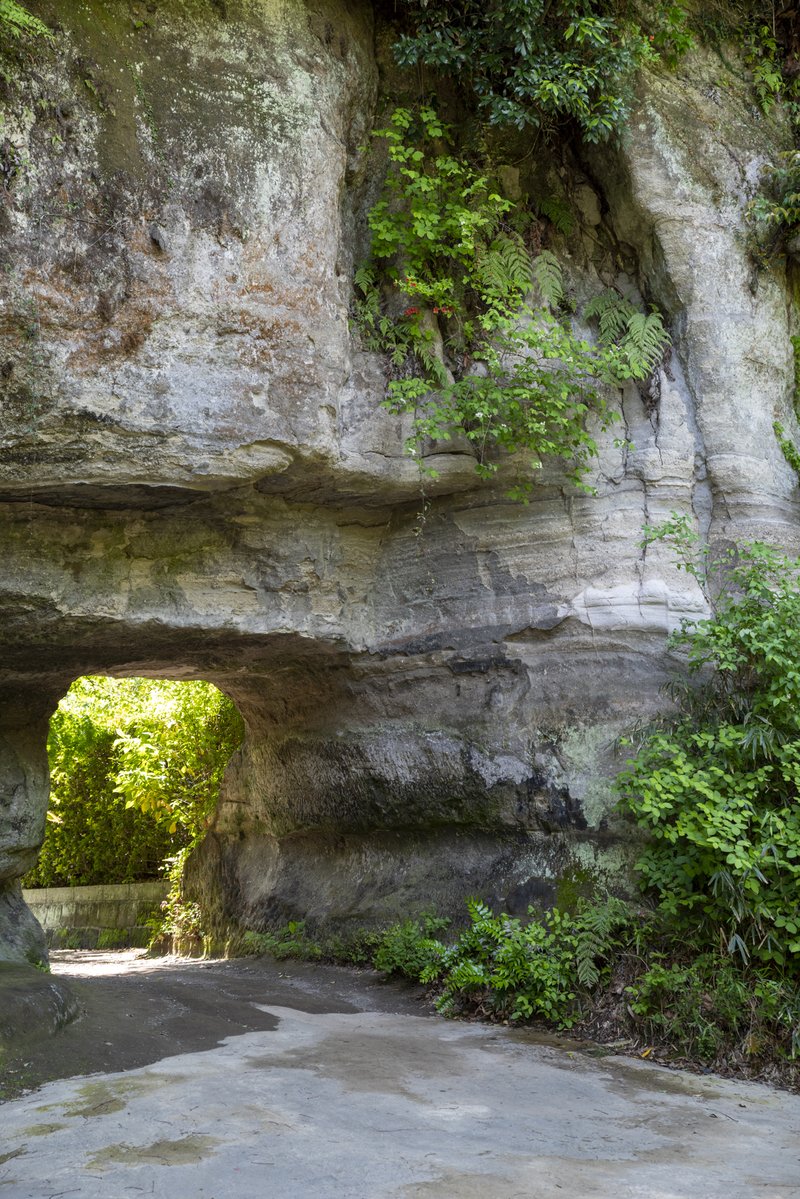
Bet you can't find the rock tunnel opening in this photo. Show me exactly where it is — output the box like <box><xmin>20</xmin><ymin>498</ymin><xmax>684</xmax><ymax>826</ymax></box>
<box><xmin>21</xmin><ymin>674</ymin><xmax>244</xmax><ymax>955</ymax></box>
<box><xmin>0</xmin><ymin>628</ymin><xmax>645</xmax><ymax>971</ymax></box>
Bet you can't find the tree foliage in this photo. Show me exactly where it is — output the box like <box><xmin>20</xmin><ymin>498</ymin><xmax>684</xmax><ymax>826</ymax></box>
<box><xmin>393</xmin><ymin>1</ymin><xmax>799</xmax><ymax>140</ymax></box>
<box><xmin>25</xmin><ymin>677</ymin><xmax>243</xmax><ymax>888</ymax></box>
<box><xmin>392</xmin><ymin>1</ymin><xmax>694</xmax><ymax>141</ymax></box>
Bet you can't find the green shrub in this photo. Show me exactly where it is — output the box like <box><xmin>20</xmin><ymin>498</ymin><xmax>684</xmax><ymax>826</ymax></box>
<box><xmin>372</xmin><ymin>913</ymin><xmax>450</xmax><ymax>978</ymax></box>
<box><xmin>321</xmin><ymin>929</ymin><xmax>384</xmax><ymax>965</ymax></box>
<box><xmin>392</xmin><ymin>1</ymin><xmax>693</xmax><ymax>141</ymax></box>
<box><xmin>231</xmin><ymin>894</ymin><xmax>800</xmax><ymax>1068</ymax></box>
<box><xmin>626</xmin><ymin>954</ymin><xmax>800</xmax><ymax>1062</ymax></box>
<box><xmin>96</xmin><ymin>928</ymin><xmax>131</xmax><ymax>951</ymax></box>
<box><xmin>370</xmin><ymin>897</ymin><xmax>638</xmax><ymax>1027</ymax></box>
<box><xmin>149</xmin><ymin>846</ymin><xmax>208</xmax><ymax>946</ymax></box>
<box><xmin>422</xmin><ymin>897</ymin><xmax>638</xmax><ymax>1024</ymax></box>
<box><xmin>618</xmin><ymin>520</ymin><xmax>800</xmax><ymax>974</ymax></box>
<box><xmin>241</xmin><ymin>922</ymin><xmax>323</xmax><ymax>961</ymax></box>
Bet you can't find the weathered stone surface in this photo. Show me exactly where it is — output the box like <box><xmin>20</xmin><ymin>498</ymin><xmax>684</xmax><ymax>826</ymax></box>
<box><xmin>0</xmin><ymin>882</ymin><xmax>47</xmax><ymax>966</ymax></box>
<box><xmin>588</xmin><ymin>51</ymin><xmax>799</xmax><ymax>540</ymax></box>
<box><xmin>0</xmin><ymin>6</ymin><xmax>797</xmax><ymax>957</ymax></box>
<box><xmin>0</xmin><ymin>691</ymin><xmax>54</xmax><ymax>888</ymax></box>
<box><xmin>0</xmin><ymin>960</ymin><xmax>78</xmax><ymax>1052</ymax></box>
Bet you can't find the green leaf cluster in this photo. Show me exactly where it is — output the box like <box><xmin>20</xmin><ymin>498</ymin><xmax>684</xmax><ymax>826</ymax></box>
<box><xmin>748</xmin><ymin>150</ymin><xmax>800</xmax><ymax>263</ymax></box>
<box><xmin>392</xmin><ymin>1</ymin><xmax>694</xmax><ymax>142</ymax></box>
<box><xmin>374</xmin><ymin>896</ymin><xmax>638</xmax><ymax>1027</ymax></box>
<box><xmin>25</xmin><ymin>676</ymin><xmax>243</xmax><ymax>888</ymax></box>
<box><xmin>355</xmin><ymin>107</ymin><xmax>669</xmax><ymax>492</ymax></box>
<box><xmin>741</xmin><ymin>19</ymin><xmax>799</xmax><ymax>119</ymax></box>
<box><xmin>618</xmin><ymin>526</ymin><xmax>800</xmax><ymax>975</ymax></box>
<box><xmin>774</xmin><ymin>420</ymin><xmax>800</xmax><ymax>483</ymax></box>
<box><xmin>0</xmin><ymin>0</ymin><xmax>51</xmax><ymax>41</ymax></box>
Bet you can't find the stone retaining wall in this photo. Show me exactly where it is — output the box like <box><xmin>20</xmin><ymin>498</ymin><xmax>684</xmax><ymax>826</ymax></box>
<box><xmin>22</xmin><ymin>882</ymin><xmax>168</xmax><ymax>949</ymax></box>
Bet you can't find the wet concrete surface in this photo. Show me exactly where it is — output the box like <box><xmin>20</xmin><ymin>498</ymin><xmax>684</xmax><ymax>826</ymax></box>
<box><xmin>1</xmin><ymin>951</ymin><xmax>799</xmax><ymax>1198</ymax></box>
<box><xmin>1</xmin><ymin>950</ymin><xmax>394</xmax><ymax>1096</ymax></box>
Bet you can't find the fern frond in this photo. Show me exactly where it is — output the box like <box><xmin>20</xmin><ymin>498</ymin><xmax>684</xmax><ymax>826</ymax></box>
<box><xmin>538</xmin><ymin>195</ymin><xmax>575</xmax><ymax>236</ymax></box>
<box><xmin>0</xmin><ymin>0</ymin><xmax>52</xmax><ymax>39</ymax></box>
<box><xmin>575</xmin><ymin>939</ymin><xmax>601</xmax><ymax>988</ymax></box>
<box><xmin>414</xmin><ymin>342</ymin><xmax>450</xmax><ymax>388</ymax></box>
<box><xmin>584</xmin><ymin>288</ymin><xmax>635</xmax><ymax>343</ymax></box>
<box><xmin>466</xmin><ymin>897</ymin><xmax>492</xmax><ymax>923</ymax></box>
<box><xmin>446</xmin><ymin>959</ymin><xmax>489</xmax><ymax>991</ymax></box>
<box><xmin>586</xmin><ymin>289</ymin><xmax>670</xmax><ymax>379</ymax></box>
<box><xmin>621</xmin><ymin>309</ymin><xmax>670</xmax><ymax>377</ymax></box>
<box><xmin>354</xmin><ymin>265</ymin><xmax>377</xmax><ymax>294</ymax></box>
<box><xmin>473</xmin><ymin>248</ymin><xmax>507</xmax><ymax>297</ymax></box>
<box><xmin>495</xmin><ymin>232</ymin><xmax>534</xmax><ymax>289</ymax></box>
<box><xmin>532</xmin><ymin>250</ymin><xmax>564</xmax><ymax>308</ymax></box>
<box><xmin>474</xmin><ymin>232</ymin><xmax>533</xmax><ymax>300</ymax></box>
<box><xmin>574</xmin><ymin>896</ymin><xmax>634</xmax><ymax>989</ymax></box>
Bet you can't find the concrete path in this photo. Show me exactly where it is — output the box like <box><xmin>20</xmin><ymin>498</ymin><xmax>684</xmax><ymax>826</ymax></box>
<box><xmin>1</xmin><ymin>952</ymin><xmax>799</xmax><ymax>1198</ymax></box>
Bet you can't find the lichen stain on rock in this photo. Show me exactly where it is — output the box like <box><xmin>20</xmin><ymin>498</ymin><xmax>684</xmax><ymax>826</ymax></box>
<box><xmin>58</xmin><ymin>1072</ymin><xmax>190</xmax><ymax>1120</ymax></box>
<box><xmin>0</xmin><ymin>1148</ymin><xmax>26</xmax><ymax>1166</ymax></box>
<box><xmin>398</xmin><ymin>1172</ymin><xmax>521</xmax><ymax>1198</ymax></box>
<box><xmin>86</xmin><ymin>1134</ymin><xmax>220</xmax><ymax>1170</ymax></box>
<box><xmin>63</xmin><ymin>1093</ymin><xmax>127</xmax><ymax>1118</ymax></box>
<box><xmin>18</xmin><ymin>1123</ymin><xmax>67</xmax><ymax>1137</ymax></box>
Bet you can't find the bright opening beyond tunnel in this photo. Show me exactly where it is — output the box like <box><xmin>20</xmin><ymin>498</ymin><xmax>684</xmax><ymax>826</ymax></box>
<box><xmin>23</xmin><ymin>676</ymin><xmax>243</xmax><ymax>949</ymax></box>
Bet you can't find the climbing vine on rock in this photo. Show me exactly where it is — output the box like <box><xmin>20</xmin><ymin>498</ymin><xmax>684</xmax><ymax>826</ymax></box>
<box><xmin>354</xmin><ymin>106</ymin><xmax>669</xmax><ymax>493</ymax></box>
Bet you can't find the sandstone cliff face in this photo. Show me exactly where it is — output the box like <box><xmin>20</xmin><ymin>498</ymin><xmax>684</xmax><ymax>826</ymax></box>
<box><xmin>0</xmin><ymin>0</ymin><xmax>797</xmax><ymax>960</ymax></box>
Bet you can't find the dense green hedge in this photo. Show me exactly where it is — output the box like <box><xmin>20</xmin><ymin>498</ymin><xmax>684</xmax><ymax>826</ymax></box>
<box><xmin>24</xmin><ymin>677</ymin><xmax>243</xmax><ymax>888</ymax></box>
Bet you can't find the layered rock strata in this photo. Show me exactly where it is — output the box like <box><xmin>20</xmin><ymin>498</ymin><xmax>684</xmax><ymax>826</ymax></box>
<box><xmin>0</xmin><ymin>1</ymin><xmax>797</xmax><ymax>958</ymax></box>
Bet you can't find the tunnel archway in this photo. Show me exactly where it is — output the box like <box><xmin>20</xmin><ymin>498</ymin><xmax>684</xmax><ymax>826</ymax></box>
<box><xmin>0</xmin><ymin>613</ymin><xmax>648</xmax><ymax>968</ymax></box>
<box><xmin>22</xmin><ymin>676</ymin><xmax>244</xmax><ymax>953</ymax></box>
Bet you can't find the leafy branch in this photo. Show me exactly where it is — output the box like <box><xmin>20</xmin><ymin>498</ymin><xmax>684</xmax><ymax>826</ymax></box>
<box><xmin>392</xmin><ymin>0</ymin><xmax>695</xmax><ymax>142</ymax></box>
